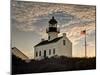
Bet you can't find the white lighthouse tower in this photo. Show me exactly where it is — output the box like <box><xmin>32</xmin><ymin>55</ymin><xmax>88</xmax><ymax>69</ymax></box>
<box><xmin>46</xmin><ymin>16</ymin><xmax>60</xmax><ymax>41</ymax></box>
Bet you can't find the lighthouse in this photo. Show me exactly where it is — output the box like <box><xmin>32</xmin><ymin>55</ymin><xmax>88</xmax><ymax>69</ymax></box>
<box><xmin>34</xmin><ymin>16</ymin><xmax>72</xmax><ymax>60</ymax></box>
<box><xmin>46</xmin><ymin>16</ymin><xmax>60</xmax><ymax>41</ymax></box>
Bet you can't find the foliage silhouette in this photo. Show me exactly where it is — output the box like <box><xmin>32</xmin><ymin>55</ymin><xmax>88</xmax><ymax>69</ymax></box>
<box><xmin>12</xmin><ymin>54</ymin><xmax>96</xmax><ymax>74</ymax></box>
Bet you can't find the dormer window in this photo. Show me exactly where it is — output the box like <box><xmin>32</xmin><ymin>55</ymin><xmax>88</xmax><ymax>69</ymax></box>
<box><xmin>63</xmin><ymin>40</ymin><xmax>66</xmax><ymax>45</ymax></box>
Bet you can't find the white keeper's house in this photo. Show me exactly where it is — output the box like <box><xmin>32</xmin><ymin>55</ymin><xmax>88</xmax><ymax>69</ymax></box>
<box><xmin>34</xmin><ymin>16</ymin><xmax>72</xmax><ymax>60</ymax></box>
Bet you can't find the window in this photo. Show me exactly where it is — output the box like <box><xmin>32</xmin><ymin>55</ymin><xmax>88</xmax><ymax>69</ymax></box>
<box><xmin>39</xmin><ymin>51</ymin><xmax>41</xmax><ymax>56</ymax></box>
<box><xmin>53</xmin><ymin>48</ymin><xmax>55</xmax><ymax>54</ymax></box>
<box><xmin>63</xmin><ymin>40</ymin><xmax>66</xmax><ymax>45</ymax></box>
<box><xmin>36</xmin><ymin>52</ymin><xmax>38</xmax><ymax>57</ymax></box>
<box><xmin>49</xmin><ymin>49</ymin><xmax>51</xmax><ymax>55</ymax></box>
<box><xmin>48</xmin><ymin>36</ymin><xmax>50</xmax><ymax>40</ymax></box>
<box><xmin>44</xmin><ymin>50</ymin><xmax>46</xmax><ymax>57</ymax></box>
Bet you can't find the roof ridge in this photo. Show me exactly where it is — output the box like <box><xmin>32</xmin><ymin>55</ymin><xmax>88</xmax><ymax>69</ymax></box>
<box><xmin>12</xmin><ymin>47</ymin><xmax>29</xmax><ymax>59</ymax></box>
<box><xmin>34</xmin><ymin>36</ymin><xmax>63</xmax><ymax>47</ymax></box>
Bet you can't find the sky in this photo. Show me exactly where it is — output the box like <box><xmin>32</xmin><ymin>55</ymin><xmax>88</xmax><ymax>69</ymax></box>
<box><xmin>11</xmin><ymin>0</ymin><xmax>96</xmax><ymax>59</ymax></box>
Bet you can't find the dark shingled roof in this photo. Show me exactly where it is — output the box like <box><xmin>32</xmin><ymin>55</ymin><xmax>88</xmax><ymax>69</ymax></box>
<box><xmin>34</xmin><ymin>36</ymin><xmax>63</xmax><ymax>47</ymax></box>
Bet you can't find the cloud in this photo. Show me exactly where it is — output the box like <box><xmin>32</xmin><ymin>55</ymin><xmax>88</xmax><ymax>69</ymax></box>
<box><xmin>11</xmin><ymin>1</ymin><xmax>95</xmax><ymax>32</ymax></box>
<box><xmin>60</xmin><ymin>20</ymin><xmax>95</xmax><ymax>43</ymax></box>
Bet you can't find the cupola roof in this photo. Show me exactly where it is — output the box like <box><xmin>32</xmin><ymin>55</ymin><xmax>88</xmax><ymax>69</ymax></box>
<box><xmin>49</xmin><ymin>16</ymin><xmax>57</xmax><ymax>24</ymax></box>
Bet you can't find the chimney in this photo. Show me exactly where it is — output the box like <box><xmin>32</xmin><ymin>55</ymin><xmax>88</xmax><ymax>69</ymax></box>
<box><xmin>63</xmin><ymin>33</ymin><xmax>66</xmax><ymax>37</ymax></box>
<box><xmin>41</xmin><ymin>38</ymin><xmax>45</xmax><ymax>41</ymax></box>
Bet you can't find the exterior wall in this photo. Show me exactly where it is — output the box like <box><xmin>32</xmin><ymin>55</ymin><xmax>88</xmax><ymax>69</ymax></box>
<box><xmin>57</xmin><ymin>37</ymin><xmax>72</xmax><ymax>57</ymax></box>
<box><xmin>48</xmin><ymin>32</ymin><xmax>58</xmax><ymax>41</ymax></box>
<box><xmin>34</xmin><ymin>43</ymin><xmax>58</xmax><ymax>60</ymax></box>
<box><xmin>34</xmin><ymin>36</ymin><xmax>72</xmax><ymax>60</ymax></box>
